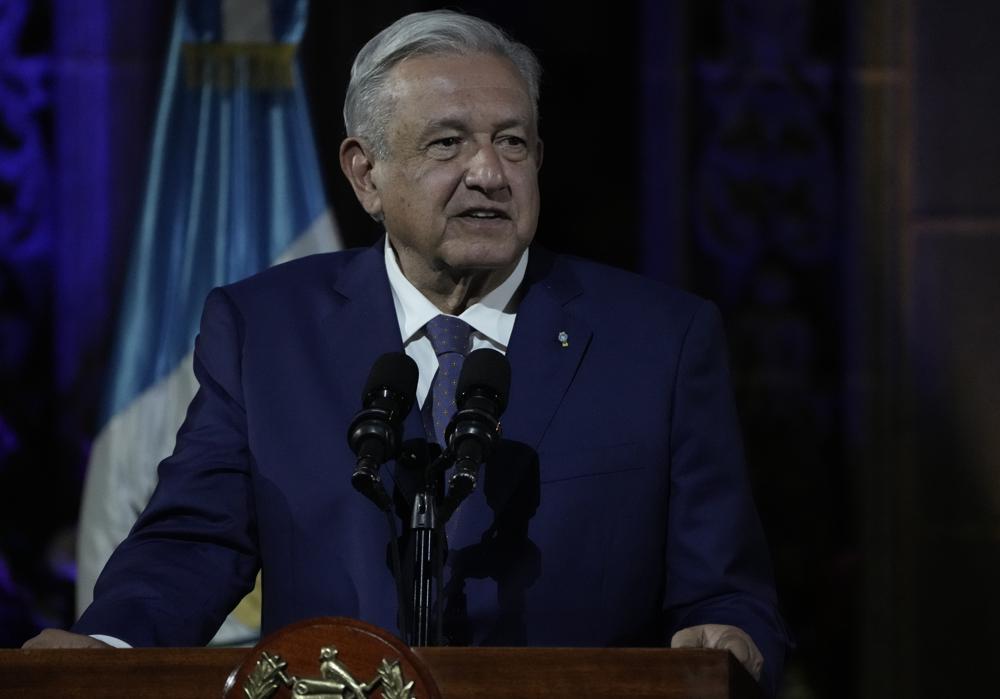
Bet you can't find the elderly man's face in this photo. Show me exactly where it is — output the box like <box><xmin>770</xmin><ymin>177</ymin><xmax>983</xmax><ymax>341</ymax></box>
<box><xmin>364</xmin><ymin>52</ymin><xmax>541</xmax><ymax>280</ymax></box>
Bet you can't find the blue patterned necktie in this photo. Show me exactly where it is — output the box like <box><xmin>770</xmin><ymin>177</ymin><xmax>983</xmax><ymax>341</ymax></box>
<box><xmin>423</xmin><ymin>315</ymin><xmax>472</xmax><ymax>447</ymax></box>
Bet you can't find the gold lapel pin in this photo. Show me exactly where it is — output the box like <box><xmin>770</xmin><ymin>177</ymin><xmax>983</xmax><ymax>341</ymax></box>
<box><xmin>557</xmin><ymin>330</ymin><xmax>569</xmax><ymax>348</ymax></box>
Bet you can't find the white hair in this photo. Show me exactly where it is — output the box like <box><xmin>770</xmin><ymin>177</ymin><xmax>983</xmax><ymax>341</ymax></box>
<box><xmin>344</xmin><ymin>10</ymin><xmax>542</xmax><ymax>158</ymax></box>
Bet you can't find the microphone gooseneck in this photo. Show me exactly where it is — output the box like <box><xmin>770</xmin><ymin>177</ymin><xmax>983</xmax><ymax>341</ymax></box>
<box><xmin>348</xmin><ymin>352</ymin><xmax>418</xmax><ymax>511</ymax></box>
<box><xmin>440</xmin><ymin>348</ymin><xmax>511</xmax><ymax>520</ymax></box>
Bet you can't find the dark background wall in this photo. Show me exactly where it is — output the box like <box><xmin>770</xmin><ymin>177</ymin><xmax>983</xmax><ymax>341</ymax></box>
<box><xmin>1</xmin><ymin>1</ymin><xmax>998</xmax><ymax>697</ymax></box>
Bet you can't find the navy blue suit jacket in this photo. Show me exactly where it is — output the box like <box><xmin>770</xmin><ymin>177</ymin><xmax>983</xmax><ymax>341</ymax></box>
<box><xmin>76</xmin><ymin>243</ymin><xmax>789</xmax><ymax>695</ymax></box>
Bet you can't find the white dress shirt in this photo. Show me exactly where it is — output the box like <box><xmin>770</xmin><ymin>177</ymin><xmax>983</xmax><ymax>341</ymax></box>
<box><xmin>383</xmin><ymin>238</ymin><xmax>528</xmax><ymax>407</ymax></box>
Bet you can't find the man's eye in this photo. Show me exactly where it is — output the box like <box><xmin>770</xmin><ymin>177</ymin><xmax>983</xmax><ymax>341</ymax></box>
<box><xmin>497</xmin><ymin>136</ymin><xmax>529</xmax><ymax>156</ymax></box>
<box><xmin>431</xmin><ymin>137</ymin><xmax>461</xmax><ymax>148</ymax></box>
<box><xmin>498</xmin><ymin>135</ymin><xmax>526</xmax><ymax>147</ymax></box>
<box><xmin>497</xmin><ymin>135</ymin><xmax>529</xmax><ymax>160</ymax></box>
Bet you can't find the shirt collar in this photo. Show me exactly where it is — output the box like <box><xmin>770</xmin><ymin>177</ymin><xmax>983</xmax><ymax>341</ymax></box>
<box><xmin>384</xmin><ymin>237</ymin><xmax>528</xmax><ymax>348</ymax></box>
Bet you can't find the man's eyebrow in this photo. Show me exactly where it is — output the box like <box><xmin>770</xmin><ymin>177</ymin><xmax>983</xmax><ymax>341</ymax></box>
<box><xmin>418</xmin><ymin>116</ymin><xmax>530</xmax><ymax>140</ymax></box>
<box><xmin>418</xmin><ymin>118</ymin><xmax>468</xmax><ymax>139</ymax></box>
<box><xmin>493</xmin><ymin>117</ymin><xmax>530</xmax><ymax>132</ymax></box>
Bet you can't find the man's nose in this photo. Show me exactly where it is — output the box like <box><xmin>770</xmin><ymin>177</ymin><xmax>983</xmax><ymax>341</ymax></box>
<box><xmin>463</xmin><ymin>145</ymin><xmax>509</xmax><ymax>195</ymax></box>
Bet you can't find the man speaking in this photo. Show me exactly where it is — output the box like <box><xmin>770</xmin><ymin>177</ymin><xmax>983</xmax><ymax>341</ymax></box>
<box><xmin>26</xmin><ymin>10</ymin><xmax>791</xmax><ymax>697</ymax></box>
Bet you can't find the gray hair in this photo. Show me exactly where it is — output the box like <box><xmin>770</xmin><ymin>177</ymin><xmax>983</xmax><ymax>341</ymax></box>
<box><xmin>344</xmin><ymin>10</ymin><xmax>542</xmax><ymax>159</ymax></box>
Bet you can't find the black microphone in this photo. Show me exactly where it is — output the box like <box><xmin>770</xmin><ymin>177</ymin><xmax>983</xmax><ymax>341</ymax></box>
<box><xmin>348</xmin><ymin>352</ymin><xmax>418</xmax><ymax>511</ymax></box>
<box><xmin>440</xmin><ymin>348</ymin><xmax>510</xmax><ymax>518</ymax></box>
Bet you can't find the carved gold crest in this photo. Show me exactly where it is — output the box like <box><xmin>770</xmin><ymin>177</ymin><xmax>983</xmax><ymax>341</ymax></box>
<box><xmin>243</xmin><ymin>646</ymin><xmax>416</xmax><ymax>699</ymax></box>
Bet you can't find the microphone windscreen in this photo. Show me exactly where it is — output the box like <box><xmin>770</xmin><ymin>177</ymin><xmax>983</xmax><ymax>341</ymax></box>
<box><xmin>456</xmin><ymin>348</ymin><xmax>511</xmax><ymax>414</ymax></box>
<box><xmin>363</xmin><ymin>352</ymin><xmax>418</xmax><ymax>413</ymax></box>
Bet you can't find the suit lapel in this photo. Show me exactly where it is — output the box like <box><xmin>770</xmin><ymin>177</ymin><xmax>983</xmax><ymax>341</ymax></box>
<box><xmin>502</xmin><ymin>248</ymin><xmax>592</xmax><ymax>451</ymax></box>
<box><xmin>323</xmin><ymin>240</ymin><xmax>408</xmax><ymax>423</ymax></box>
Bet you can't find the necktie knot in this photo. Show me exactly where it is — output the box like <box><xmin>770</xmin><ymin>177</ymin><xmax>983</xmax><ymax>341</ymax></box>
<box><xmin>424</xmin><ymin>315</ymin><xmax>471</xmax><ymax>357</ymax></box>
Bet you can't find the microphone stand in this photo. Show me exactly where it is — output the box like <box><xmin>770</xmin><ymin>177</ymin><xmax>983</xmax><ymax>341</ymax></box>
<box><xmin>408</xmin><ymin>490</ymin><xmax>437</xmax><ymax>646</ymax></box>
<box><xmin>409</xmin><ymin>395</ymin><xmax>502</xmax><ymax>645</ymax></box>
<box><xmin>409</xmin><ymin>450</ymin><xmax>452</xmax><ymax>646</ymax></box>
<box><xmin>410</xmin><ymin>450</ymin><xmax>493</xmax><ymax>645</ymax></box>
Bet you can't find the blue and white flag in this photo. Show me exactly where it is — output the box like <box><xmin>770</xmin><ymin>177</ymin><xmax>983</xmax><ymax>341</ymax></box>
<box><xmin>76</xmin><ymin>0</ymin><xmax>339</xmax><ymax>644</ymax></box>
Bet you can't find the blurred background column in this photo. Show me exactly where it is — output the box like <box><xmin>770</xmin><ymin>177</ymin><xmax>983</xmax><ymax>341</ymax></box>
<box><xmin>902</xmin><ymin>0</ymin><xmax>1000</xmax><ymax>695</ymax></box>
<box><xmin>848</xmin><ymin>0</ymin><xmax>909</xmax><ymax>696</ymax></box>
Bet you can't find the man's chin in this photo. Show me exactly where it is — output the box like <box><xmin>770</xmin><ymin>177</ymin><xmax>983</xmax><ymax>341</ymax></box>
<box><xmin>438</xmin><ymin>236</ymin><xmax>530</xmax><ymax>271</ymax></box>
<box><xmin>438</xmin><ymin>250</ymin><xmax>525</xmax><ymax>277</ymax></box>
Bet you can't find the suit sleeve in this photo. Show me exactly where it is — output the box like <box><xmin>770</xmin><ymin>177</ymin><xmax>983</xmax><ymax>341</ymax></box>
<box><xmin>73</xmin><ymin>288</ymin><xmax>260</xmax><ymax>646</ymax></box>
<box><xmin>662</xmin><ymin>300</ymin><xmax>791</xmax><ymax>698</ymax></box>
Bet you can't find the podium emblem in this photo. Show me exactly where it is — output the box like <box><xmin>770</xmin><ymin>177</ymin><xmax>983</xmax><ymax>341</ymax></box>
<box><xmin>244</xmin><ymin>646</ymin><xmax>416</xmax><ymax>699</ymax></box>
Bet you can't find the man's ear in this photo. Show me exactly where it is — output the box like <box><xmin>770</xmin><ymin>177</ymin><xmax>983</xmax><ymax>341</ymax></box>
<box><xmin>535</xmin><ymin>137</ymin><xmax>544</xmax><ymax>171</ymax></box>
<box><xmin>339</xmin><ymin>137</ymin><xmax>383</xmax><ymax>219</ymax></box>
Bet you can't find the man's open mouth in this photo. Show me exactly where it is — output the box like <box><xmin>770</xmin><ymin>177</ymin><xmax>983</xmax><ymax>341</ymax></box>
<box><xmin>460</xmin><ymin>208</ymin><xmax>509</xmax><ymax>220</ymax></box>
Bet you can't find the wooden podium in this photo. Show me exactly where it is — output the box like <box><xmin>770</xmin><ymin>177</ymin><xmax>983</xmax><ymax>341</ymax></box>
<box><xmin>1</xmin><ymin>618</ymin><xmax>762</xmax><ymax>698</ymax></box>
